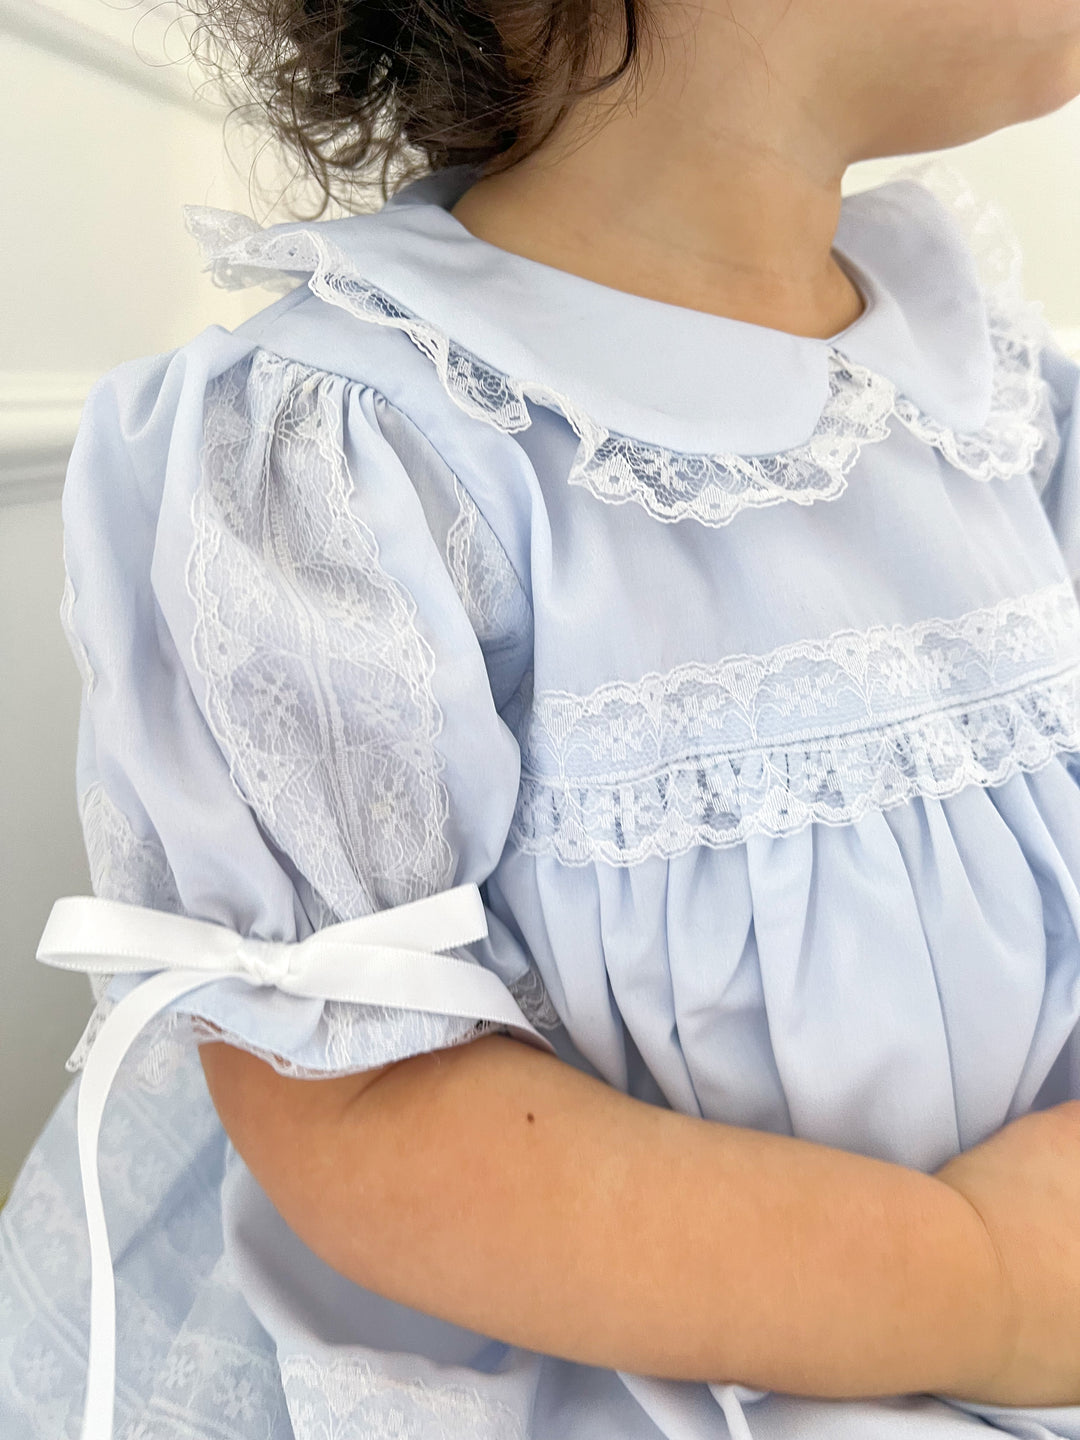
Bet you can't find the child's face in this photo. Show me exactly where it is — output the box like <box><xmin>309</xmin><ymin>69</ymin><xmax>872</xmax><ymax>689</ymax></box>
<box><xmin>801</xmin><ymin>0</ymin><xmax>1080</xmax><ymax>159</ymax></box>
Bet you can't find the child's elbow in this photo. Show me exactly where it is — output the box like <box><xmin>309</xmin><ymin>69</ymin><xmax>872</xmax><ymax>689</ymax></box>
<box><xmin>197</xmin><ymin>1037</ymin><xmax>398</xmax><ymax>1210</ymax></box>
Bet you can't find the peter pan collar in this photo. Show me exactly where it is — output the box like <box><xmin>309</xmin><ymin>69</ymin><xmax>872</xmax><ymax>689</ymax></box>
<box><xmin>363</xmin><ymin>160</ymin><xmax>995</xmax><ymax>453</ymax></box>
<box><xmin>185</xmin><ymin>157</ymin><xmax>1050</xmax><ymax>464</ymax></box>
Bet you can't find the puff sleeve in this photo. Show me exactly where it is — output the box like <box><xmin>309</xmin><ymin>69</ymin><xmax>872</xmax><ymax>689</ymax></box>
<box><xmin>1035</xmin><ymin>336</ymin><xmax>1080</xmax><ymax>590</ymax></box>
<box><xmin>55</xmin><ymin>330</ymin><xmax>560</xmax><ymax>1089</ymax></box>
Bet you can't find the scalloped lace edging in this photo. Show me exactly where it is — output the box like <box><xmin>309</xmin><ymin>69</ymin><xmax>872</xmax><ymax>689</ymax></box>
<box><xmin>183</xmin><ymin>157</ymin><xmax>1062</xmax><ymax>527</ymax></box>
<box><xmin>510</xmin><ymin>581</ymin><xmax>1080</xmax><ymax>865</ymax></box>
<box><xmin>64</xmin><ymin>961</ymin><xmax>563</xmax><ymax>1095</ymax></box>
<box><xmin>886</xmin><ymin>158</ymin><xmax>1061</xmax><ymax>494</ymax></box>
<box><xmin>64</xmin><ymin>998</ymin><xmax>485</xmax><ymax>1089</ymax></box>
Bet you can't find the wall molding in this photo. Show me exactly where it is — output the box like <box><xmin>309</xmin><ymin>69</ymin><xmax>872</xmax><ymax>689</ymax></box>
<box><xmin>0</xmin><ymin>0</ymin><xmax>226</xmax><ymax>114</ymax></box>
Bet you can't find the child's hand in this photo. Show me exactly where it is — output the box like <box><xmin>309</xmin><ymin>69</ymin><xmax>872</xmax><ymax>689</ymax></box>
<box><xmin>933</xmin><ymin>1099</ymin><xmax>1080</xmax><ymax>1407</ymax></box>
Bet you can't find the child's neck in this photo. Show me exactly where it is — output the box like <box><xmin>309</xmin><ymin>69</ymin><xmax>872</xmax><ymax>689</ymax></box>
<box><xmin>449</xmin><ymin>7</ymin><xmax>871</xmax><ymax>344</ymax></box>
<box><xmin>450</xmin><ymin>142</ymin><xmax>864</xmax><ymax>340</ymax></box>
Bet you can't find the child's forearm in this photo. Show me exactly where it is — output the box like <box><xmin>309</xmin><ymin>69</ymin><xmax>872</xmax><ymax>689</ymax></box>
<box><xmin>200</xmin><ymin>1032</ymin><xmax>1004</xmax><ymax>1399</ymax></box>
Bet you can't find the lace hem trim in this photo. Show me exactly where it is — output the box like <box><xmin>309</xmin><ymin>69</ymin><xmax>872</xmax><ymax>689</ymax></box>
<box><xmin>64</xmin><ymin>960</ymin><xmax>563</xmax><ymax>1089</ymax></box>
<box><xmin>184</xmin><ymin>158</ymin><xmax>1062</xmax><ymax>529</ymax></box>
<box><xmin>510</xmin><ymin>582</ymin><xmax>1080</xmax><ymax>864</ymax></box>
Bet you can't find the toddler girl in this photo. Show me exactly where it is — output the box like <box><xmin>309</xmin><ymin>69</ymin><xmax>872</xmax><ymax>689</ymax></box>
<box><xmin>5</xmin><ymin>1</ymin><xmax>1080</xmax><ymax>1437</ymax></box>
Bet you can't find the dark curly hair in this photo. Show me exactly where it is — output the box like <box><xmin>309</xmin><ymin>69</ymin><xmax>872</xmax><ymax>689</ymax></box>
<box><xmin>184</xmin><ymin>0</ymin><xmax>662</xmax><ymax>217</ymax></box>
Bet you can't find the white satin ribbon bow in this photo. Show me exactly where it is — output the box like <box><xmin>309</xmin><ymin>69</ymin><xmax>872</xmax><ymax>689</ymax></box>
<box><xmin>35</xmin><ymin>883</ymin><xmax>556</xmax><ymax>1440</ymax></box>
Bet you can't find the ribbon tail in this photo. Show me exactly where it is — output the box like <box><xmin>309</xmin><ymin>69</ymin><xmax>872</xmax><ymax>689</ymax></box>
<box><xmin>75</xmin><ymin>968</ymin><xmax>227</xmax><ymax>1440</ymax></box>
<box><xmin>715</xmin><ymin>1384</ymin><xmax>757</xmax><ymax>1440</ymax></box>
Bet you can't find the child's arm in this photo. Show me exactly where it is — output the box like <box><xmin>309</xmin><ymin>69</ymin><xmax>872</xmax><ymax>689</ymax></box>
<box><xmin>200</xmin><ymin>1030</ymin><xmax>1027</xmax><ymax>1402</ymax></box>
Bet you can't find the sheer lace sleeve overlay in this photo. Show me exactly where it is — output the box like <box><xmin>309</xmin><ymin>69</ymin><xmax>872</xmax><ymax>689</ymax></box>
<box><xmin>58</xmin><ymin>330</ymin><xmax>559</xmax><ymax>1092</ymax></box>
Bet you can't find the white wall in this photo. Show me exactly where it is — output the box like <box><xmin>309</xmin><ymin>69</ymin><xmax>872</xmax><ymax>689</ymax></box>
<box><xmin>0</xmin><ymin>0</ymin><xmax>328</xmax><ymax>1198</ymax></box>
<box><xmin>4</xmin><ymin>3</ymin><xmax>1080</xmax><ymax>1196</ymax></box>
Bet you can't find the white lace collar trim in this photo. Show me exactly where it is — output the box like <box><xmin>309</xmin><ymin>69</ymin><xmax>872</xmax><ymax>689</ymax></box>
<box><xmin>185</xmin><ymin>160</ymin><xmax>1060</xmax><ymax>526</ymax></box>
<box><xmin>187</xmin><ymin>158</ymin><xmax>1033</xmax><ymax>444</ymax></box>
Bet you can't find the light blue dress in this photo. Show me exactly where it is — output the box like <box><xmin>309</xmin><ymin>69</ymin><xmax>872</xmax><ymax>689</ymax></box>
<box><xmin>4</xmin><ymin>154</ymin><xmax>1080</xmax><ymax>1440</ymax></box>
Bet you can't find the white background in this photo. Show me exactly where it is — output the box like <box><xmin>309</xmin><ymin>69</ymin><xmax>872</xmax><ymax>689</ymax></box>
<box><xmin>3</xmin><ymin>0</ymin><xmax>1080</xmax><ymax>1195</ymax></box>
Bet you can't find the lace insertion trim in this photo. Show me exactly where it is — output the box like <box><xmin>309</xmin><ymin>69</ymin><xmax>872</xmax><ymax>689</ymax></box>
<box><xmin>78</xmin><ymin>780</ymin><xmax>184</xmax><ymax>918</ymax></box>
<box><xmin>514</xmin><ymin>668</ymin><xmax>1080</xmax><ymax>865</ymax></box>
<box><xmin>279</xmin><ymin>1353</ymin><xmax>532</xmax><ymax>1440</ymax></box>
<box><xmin>191</xmin><ymin>347</ymin><xmax>455</xmax><ymax>917</ymax></box>
<box><xmin>184</xmin><ymin>157</ymin><xmax>1061</xmax><ymax>529</ymax></box>
<box><xmin>521</xmin><ymin>583</ymin><xmax>1080</xmax><ymax>768</ymax></box>
<box><xmin>510</xmin><ymin>582</ymin><xmax>1080</xmax><ymax>864</ymax></box>
<box><xmin>63</xmin><ymin>780</ymin><xmax>186</xmax><ymax>1078</ymax></box>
